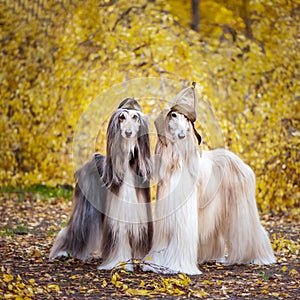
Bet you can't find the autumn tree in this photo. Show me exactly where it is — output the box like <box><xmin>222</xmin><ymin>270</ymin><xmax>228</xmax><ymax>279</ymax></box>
<box><xmin>0</xmin><ymin>0</ymin><xmax>299</xmax><ymax>213</ymax></box>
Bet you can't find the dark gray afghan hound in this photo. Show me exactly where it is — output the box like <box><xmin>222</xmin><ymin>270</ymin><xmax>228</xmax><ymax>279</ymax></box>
<box><xmin>49</xmin><ymin>99</ymin><xmax>153</xmax><ymax>271</ymax></box>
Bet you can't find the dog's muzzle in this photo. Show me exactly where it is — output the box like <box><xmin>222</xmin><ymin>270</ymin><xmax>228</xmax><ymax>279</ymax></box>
<box><xmin>178</xmin><ymin>131</ymin><xmax>186</xmax><ymax>139</ymax></box>
<box><xmin>125</xmin><ymin>129</ymin><xmax>132</xmax><ymax>137</ymax></box>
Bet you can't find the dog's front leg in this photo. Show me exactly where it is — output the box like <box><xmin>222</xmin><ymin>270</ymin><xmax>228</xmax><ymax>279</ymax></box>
<box><xmin>98</xmin><ymin>219</ymin><xmax>134</xmax><ymax>271</ymax></box>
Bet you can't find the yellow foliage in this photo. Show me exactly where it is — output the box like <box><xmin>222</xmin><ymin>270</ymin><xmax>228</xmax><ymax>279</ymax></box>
<box><xmin>0</xmin><ymin>0</ymin><xmax>299</xmax><ymax>213</ymax></box>
<box><xmin>3</xmin><ymin>274</ymin><xmax>14</xmax><ymax>283</ymax></box>
<box><xmin>110</xmin><ymin>266</ymin><xmax>204</xmax><ymax>297</ymax></box>
<box><xmin>0</xmin><ymin>269</ymin><xmax>55</xmax><ymax>298</ymax></box>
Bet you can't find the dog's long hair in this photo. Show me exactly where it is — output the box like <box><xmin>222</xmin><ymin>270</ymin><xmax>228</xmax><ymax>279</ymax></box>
<box><xmin>145</xmin><ymin>111</ymin><xmax>275</xmax><ymax>274</ymax></box>
<box><xmin>49</xmin><ymin>108</ymin><xmax>153</xmax><ymax>268</ymax></box>
<box><xmin>102</xmin><ymin>109</ymin><xmax>152</xmax><ymax>192</ymax></box>
<box><xmin>99</xmin><ymin>109</ymin><xmax>153</xmax><ymax>271</ymax></box>
<box><xmin>198</xmin><ymin>148</ymin><xmax>276</xmax><ymax>265</ymax></box>
<box><xmin>144</xmin><ymin>111</ymin><xmax>201</xmax><ymax>275</ymax></box>
<box><xmin>49</xmin><ymin>154</ymin><xmax>106</xmax><ymax>260</ymax></box>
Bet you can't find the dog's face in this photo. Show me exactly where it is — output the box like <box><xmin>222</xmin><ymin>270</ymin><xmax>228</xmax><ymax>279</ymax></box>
<box><xmin>167</xmin><ymin>111</ymin><xmax>190</xmax><ymax>141</ymax></box>
<box><xmin>118</xmin><ymin>110</ymin><xmax>141</xmax><ymax>138</ymax></box>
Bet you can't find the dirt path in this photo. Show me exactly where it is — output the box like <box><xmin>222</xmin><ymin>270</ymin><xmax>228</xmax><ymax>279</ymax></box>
<box><xmin>0</xmin><ymin>192</ymin><xmax>299</xmax><ymax>299</ymax></box>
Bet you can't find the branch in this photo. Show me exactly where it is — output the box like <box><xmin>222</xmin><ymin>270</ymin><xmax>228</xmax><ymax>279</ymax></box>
<box><xmin>152</xmin><ymin>63</ymin><xmax>182</xmax><ymax>81</ymax></box>
<box><xmin>112</xmin><ymin>5</ymin><xmax>147</xmax><ymax>31</ymax></box>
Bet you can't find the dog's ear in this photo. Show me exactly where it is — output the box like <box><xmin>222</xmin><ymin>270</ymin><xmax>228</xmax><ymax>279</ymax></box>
<box><xmin>105</xmin><ymin>110</ymin><xmax>121</xmax><ymax>152</ymax></box>
<box><xmin>102</xmin><ymin>110</ymin><xmax>124</xmax><ymax>188</ymax></box>
<box><xmin>137</xmin><ymin>114</ymin><xmax>152</xmax><ymax>180</ymax></box>
<box><xmin>154</xmin><ymin>109</ymin><xmax>170</xmax><ymax>146</ymax></box>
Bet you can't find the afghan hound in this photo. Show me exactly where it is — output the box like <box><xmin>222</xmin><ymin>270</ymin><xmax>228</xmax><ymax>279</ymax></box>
<box><xmin>50</xmin><ymin>103</ymin><xmax>153</xmax><ymax>271</ymax></box>
<box><xmin>144</xmin><ymin>110</ymin><xmax>202</xmax><ymax>275</ymax></box>
<box><xmin>144</xmin><ymin>110</ymin><xmax>275</xmax><ymax>275</ymax></box>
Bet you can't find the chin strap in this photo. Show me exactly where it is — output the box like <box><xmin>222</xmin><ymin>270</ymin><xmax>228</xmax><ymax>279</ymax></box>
<box><xmin>191</xmin><ymin>122</ymin><xmax>202</xmax><ymax>145</ymax></box>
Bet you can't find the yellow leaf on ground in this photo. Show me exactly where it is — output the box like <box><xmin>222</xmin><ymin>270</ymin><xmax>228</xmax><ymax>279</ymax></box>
<box><xmin>101</xmin><ymin>279</ymin><xmax>107</xmax><ymax>288</ymax></box>
<box><xmin>289</xmin><ymin>269</ymin><xmax>299</xmax><ymax>276</ymax></box>
<box><xmin>281</xmin><ymin>265</ymin><xmax>287</xmax><ymax>271</ymax></box>
<box><xmin>47</xmin><ymin>283</ymin><xmax>60</xmax><ymax>292</ymax></box>
<box><xmin>139</xmin><ymin>280</ymin><xmax>145</xmax><ymax>287</ymax></box>
<box><xmin>3</xmin><ymin>274</ymin><xmax>14</xmax><ymax>282</ymax></box>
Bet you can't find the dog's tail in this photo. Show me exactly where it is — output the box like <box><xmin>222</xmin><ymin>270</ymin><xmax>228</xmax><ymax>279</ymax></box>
<box><xmin>220</xmin><ymin>150</ymin><xmax>276</xmax><ymax>265</ymax></box>
<box><xmin>49</xmin><ymin>154</ymin><xmax>106</xmax><ymax>261</ymax></box>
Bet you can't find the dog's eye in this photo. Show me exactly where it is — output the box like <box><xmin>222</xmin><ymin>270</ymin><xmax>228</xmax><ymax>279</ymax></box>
<box><xmin>171</xmin><ymin>112</ymin><xmax>177</xmax><ymax>118</ymax></box>
<box><xmin>132</xmin><ymin>114</ymin><xmax>138</xmax><ymax>120</ymax></box>
<box><xmin>119</xmin><ymin>114</ymin><xmax>126</xmax><ymax>121</ymax></box>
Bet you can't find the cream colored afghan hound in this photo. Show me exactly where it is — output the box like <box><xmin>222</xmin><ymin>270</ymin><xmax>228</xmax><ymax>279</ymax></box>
<box><xmin>50</xmin><ymin>102</ymin><xmax>153</xmax><ymax>271</ymax></box>
<box><xmin>144</xmin><ymin>110</ymin><xmax>202</xmax><ymax>275</ymax></box>
<box><xmin>144</xmin><ymin>110</ymin><xmax>275</xmax><ymax>275</ymax></box>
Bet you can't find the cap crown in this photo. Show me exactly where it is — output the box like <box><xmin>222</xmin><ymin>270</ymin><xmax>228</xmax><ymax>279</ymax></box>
<box><xmin>118</xmin><ymin>98</ymin><xmax>142</xmax><ymax>111</ymax></box>
<box><xmin>170</xmin><ymin>82</ymin><xmax>198</xmax><ymax>122</ymax></box>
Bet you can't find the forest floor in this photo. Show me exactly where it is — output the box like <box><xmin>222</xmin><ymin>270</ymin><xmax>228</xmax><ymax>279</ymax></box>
<box><xmin>0</xmin><ymin>189</ymin><xmax>299</xmax><ymax>299</ymax></box>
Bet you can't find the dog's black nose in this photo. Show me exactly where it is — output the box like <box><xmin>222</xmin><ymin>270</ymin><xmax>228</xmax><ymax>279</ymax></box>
<box><xmin>178</xmin><ymin>132</ymin><xmax>186</xmax><ymax>139</ymax></box>
<box><xmin>125</xmin><ymin>129</ymin><xmax>132</xmax><ymax>137</ymax></box>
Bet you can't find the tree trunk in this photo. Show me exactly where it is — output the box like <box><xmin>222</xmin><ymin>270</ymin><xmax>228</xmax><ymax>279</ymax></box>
<box><xmin>191</xmin><ymin>0</ymin><xmax>200</xmax><ymax>32</ymax></box>
<box><xmin>241</xmin><ymin>0</ymin><xmax>253</xmax><ymax>39</ymax></box>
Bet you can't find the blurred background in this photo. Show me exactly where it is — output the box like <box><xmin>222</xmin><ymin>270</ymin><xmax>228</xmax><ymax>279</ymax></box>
<box><xmin>0</xmin><ymin>0</ymin><xmax>299</xmax><ymax>213</ymax></box>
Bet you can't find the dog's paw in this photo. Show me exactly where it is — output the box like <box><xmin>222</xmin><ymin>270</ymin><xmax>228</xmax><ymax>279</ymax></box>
<box><xmin>98</xmin><ymin>260</ymin><xmax>134</xmax><ymax>272</ymax></box>
<box><xmin>124</xmin><ymin>262</ymin><xmax>134</xmax><ymax>272</ymax></box>
<box><xmin>142</xmin><ymin>263</ymin><xmax>156</xmax><ymax>273</ymax></box>
<box><xmin>56</xmin><ymin>251</ymin><xmax>69</xmax><ymax>257</ymax></box>
<box><xmin>49</xmin><ymin>251</ymin><xmax>70</xmax><ymax>260</ymax></box>
<box><xmin>251</xmin><ymin>257</ymin><xmax>277</xmax><ymax>265</ymax></box>
<box><xmin>215</xmin><ymin>257</ymin><xmax>227</xmax><ymax>264</ymax></box>
<box><xmin>98</xmin><ymin>262</ymin><xmax>115</xmax><ymax>271</ymax></box>
<box><xmin>184</xmin><ymin>267</ymin><xmax>202</xmax><ymax>276</ymax></box>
